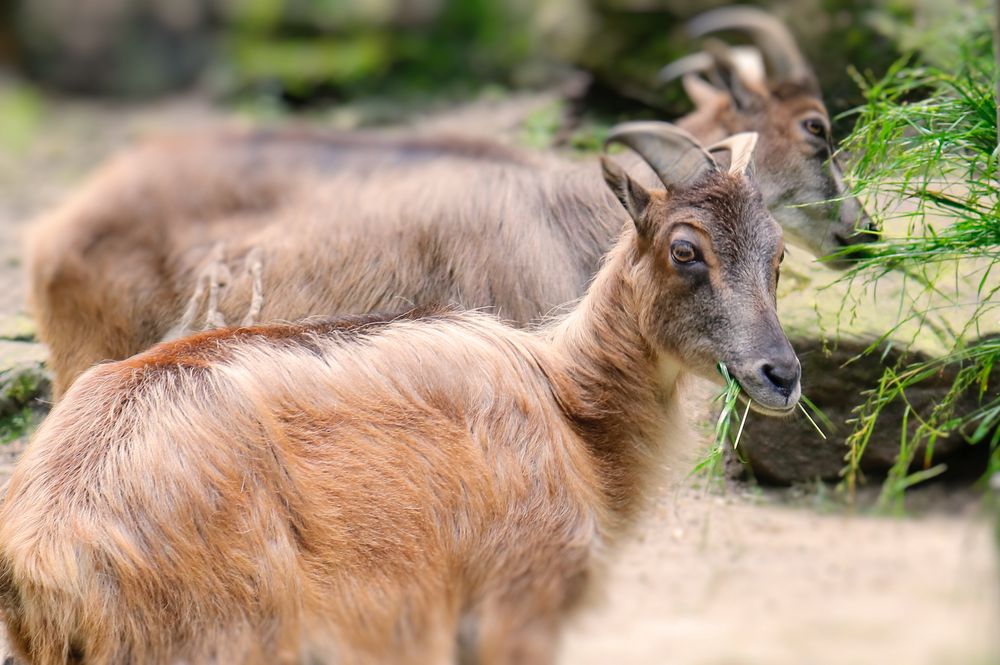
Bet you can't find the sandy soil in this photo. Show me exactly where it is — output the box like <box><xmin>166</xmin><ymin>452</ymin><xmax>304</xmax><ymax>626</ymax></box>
<box><xmin>562</xmin><ymin>483</ymin><xmax>999</xmax><ymax>665</ymax></box>
<box><xmin>0</xmin><ymin>88</ymin><xmax>997</xmax><ymax>664</ymax></box>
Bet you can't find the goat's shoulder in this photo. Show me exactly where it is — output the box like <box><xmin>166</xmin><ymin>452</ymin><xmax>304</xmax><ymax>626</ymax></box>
<box><xmin>115</xmin><ymin>307</ymin><xmax>540</xmax><ymax>382</ymax></box>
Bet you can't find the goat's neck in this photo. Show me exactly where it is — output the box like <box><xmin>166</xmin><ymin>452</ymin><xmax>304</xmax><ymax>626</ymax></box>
<box><xmin>547</xmin><ymin>237</ymin><xmax>684</xmax><ymax>527</ymax></box>
<box><xmin>542</xmin><ymin>166</ymin><xmax>632</xmax><ymax>282</ymax></box>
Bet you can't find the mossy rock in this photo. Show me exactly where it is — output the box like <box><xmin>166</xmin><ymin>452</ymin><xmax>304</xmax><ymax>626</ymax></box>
<box><xmin>0</xmin><ymin>314</ymin><xmax>36</xmax><ymax>343</ymax></box>
<box><xmin>0</xmin><ymin>341</ymin><xmax>50</xmax><ymax>419</ymax></box>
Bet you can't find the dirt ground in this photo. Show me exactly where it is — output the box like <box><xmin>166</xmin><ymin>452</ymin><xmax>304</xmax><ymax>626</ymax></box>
<box><xmin>563</xmin><ymin>483</ymin><xmax>999</xmax><ymax>665</ymax></box>
<box><xmin>0</xmin><ymin>90</ymin><xmax>997</xmax><ymax>665</ymax></box>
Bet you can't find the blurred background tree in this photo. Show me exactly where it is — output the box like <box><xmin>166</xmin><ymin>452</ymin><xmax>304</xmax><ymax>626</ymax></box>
<box><xmin>8</xmin><ymin>0</ymin><xmax>214</xmax><ymax>96</ymax></box>
<box><xmin>1</xmin><ymin>0</ymin><xmax>910</xmax><ymax>125</ymax></box>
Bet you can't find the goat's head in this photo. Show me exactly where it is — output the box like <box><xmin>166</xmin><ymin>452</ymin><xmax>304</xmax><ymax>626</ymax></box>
<box><xmin>602</xmin><ymin>121</ymin><xmax>799</xmax><ymax>415</ymax></box>
<box><xmin>659</xmin><ymin>6</ymin><xmax>877</xmax><ymax>268</ymax></box>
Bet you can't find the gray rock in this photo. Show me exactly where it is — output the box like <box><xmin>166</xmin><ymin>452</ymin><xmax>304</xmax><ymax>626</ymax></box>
<box><xmin>735</xmin><ymin>337</ymin><xmax>996</xmax><ymax>484</ymax></box>
<box><xmin>12</xmin><ymin>0</ymin><xmax>213</xmax><ymax>97</ymax></box>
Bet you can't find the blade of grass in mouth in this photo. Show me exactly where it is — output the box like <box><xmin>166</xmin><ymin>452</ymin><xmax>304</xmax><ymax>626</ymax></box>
<box><xmin>798</xmin><ymin>395</ymin><xmax>829</xmax><ymax>440</ymax></box>
<box><xmin>715</xmin><ymin>362</ymin><xmax>829</xmax><ymax>449</ymax></box>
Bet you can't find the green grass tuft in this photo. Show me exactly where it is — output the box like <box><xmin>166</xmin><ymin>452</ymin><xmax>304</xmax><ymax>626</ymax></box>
<box><xmin>695</xmin><ymin>363</ymin><xmax>831</xmax><ymax>482</ymax></box>
<box><xmin>836</xmin><ymin>10</ymin><xmax>998</xmax><ymax>507</ymax></box>
<box><xmin>692</xmin><ymin>363</ymin><xmax>745</xmax><ymax>480</ymax></box>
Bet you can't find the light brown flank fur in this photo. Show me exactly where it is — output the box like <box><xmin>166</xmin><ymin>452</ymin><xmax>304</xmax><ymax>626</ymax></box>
<box><xmin>0</xmin><ymin>129</ymin><xmax>799</xmax><ymax>664</ymax></box>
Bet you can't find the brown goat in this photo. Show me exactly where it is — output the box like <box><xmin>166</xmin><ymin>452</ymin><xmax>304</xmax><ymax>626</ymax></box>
<box><xmin>1</xmin><ymin>125</ymin><xmax>799</xmax><ymax>664</ymax></box>
<box><xmin>28</xmin><ymin>13</ymin><xmax>869</xmax><ymax>399</ymax></box>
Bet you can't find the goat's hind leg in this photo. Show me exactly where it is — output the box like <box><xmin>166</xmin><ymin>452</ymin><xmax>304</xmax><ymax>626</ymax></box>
<box><xmin>240</xmin><ymin>247</ymin><xmax>264</xmax><ymax>327</ymax></box>
<box><xmin>164</xmin><ymin>244</ymin><xmax>265</xmax><ymax>342</ymax></box>
<box><xmin>466</xmin><ymin>597</ymin><xmax>562</xmax><ymax>665</ymax></box>
<box><xmin>160</xmin><ymin>242</ymin><xmax>233</xmax><ymax>343</ymax></box>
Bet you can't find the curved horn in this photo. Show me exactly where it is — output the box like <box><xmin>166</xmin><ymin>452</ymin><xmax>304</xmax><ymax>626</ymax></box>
<box><xmin>604</xmin><ymin>121</ymin><xmax>717</xmax><ymax>190</ymax></box>
<box><xmin>658</xmin><ymin>51</ymin><xmax>717</xmax><ymax>85</ymax></box>
<box><xmin>687</xmin><ymin>6</ymin><xmax>815</xmax><ymax>87</ymax></box>
<box><xmin>658</xmin><ymin>45</ymin><xmax>766</xmax><ymax>89</ymax></box>
<box><xmin>708</xmin><ymin>132</ymin><xmax>759</xmax><ymax>176</ymax></box>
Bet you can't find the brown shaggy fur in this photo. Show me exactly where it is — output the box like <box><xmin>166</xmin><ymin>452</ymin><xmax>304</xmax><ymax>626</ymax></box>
<box><xmin>1</xmin><ymin>165</ymin><xmax>796</xmax><ymax>664</ymax></box>
<box><xmin>28</xmin><ymin>72</ymin><xmax>868</xmax><ymax>398</ymax></box>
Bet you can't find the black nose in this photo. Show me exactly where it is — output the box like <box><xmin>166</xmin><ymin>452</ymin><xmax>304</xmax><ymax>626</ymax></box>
<box><xmin>761</xmin><ymin>361</ymin><xmax>800</xmax><ymax>398</ymax></box>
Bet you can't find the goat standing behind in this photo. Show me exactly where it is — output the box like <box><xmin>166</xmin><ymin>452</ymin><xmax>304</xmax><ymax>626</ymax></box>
<box><xmin>28</xmin><ymin>10</ymin><xmax>874</xmax><ymax>398</ymax></box>
<box><xmin>0</xmin><ymin>125</ymin><xmax>800</xmax><ymax>664</ymax></box>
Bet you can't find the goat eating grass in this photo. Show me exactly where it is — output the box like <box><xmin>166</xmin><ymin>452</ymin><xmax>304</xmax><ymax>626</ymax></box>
<box><xmin>0</xmin><ymin>123</ymin><xmax>800</xmax><ymax>665</ymax></box>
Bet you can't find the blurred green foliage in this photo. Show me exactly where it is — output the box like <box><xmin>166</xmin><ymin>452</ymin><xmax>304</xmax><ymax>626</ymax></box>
<box><xmin>519</xmin><ymin>100</ymin><xmax>568</xmax><ymax>149</ymax></box>
<box><xmin>4</xmin><ymin>0</ymin><xmax>912</xmax><ymax>131</ymax></box>
<box><xmin>218</xmin><ymin>0</ymin><xmax>908</xmax><ymax>135</ymax></box>
<box><xmin>0</xmin><ymin>406</ymin><xmax>34</xmax><ymax>444</ymax></box>
<box><xmin>227</xmin><ymin>34</ymin><xmax>391</xmax><ymax>94</ymax></box>
<box><xmin>220</xmin><ymin>0</ymin><xmax>549</xmax><ymax>105</ymax></box>
<box><xmin>0</xmin><ymin>362</ymin><xmax>48</xmax><ymax>444</ymax></box>
<box><xmin>0</xmin><ymin>83</ymin><xmax>43</xmax><ymax>154</ymax></box>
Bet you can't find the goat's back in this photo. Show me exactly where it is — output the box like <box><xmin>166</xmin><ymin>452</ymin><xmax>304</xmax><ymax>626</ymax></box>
<box><xmin>29</xmin><ymin>128</ymin><xmax>626</xmax><ymax>396</ymax></box>
<box><xmin>0</xmin><ymin>310</ymin><xmax>602</xmax><ymax>663</ymax></box>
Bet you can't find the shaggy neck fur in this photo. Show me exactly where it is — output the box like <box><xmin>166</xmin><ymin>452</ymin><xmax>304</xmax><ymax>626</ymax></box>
<box><xmin>546</xmin><ymin>232</ymin><xmax>685</xmax><ymax>528</ymax></box>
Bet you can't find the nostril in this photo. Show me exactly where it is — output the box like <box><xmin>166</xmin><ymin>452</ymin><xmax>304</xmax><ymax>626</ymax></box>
<box><xmin>762</xmin><ymin>363</ymin><xmax>799</xmax><ymax>398</ymax></box>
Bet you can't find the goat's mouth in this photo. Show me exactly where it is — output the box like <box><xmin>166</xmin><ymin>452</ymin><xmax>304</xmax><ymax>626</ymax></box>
<box><xmin>727</xmin><ymin>372</ymin><xmax>801</xmax><ymax>418</ymax></box>
<box><xmin>821</xmin><ymin>231</ymin><xmax>879</xmax><ymax>267</ymax></box>
<box><xmin>708</xmin><ymin>361</ymin><xmax>801</xmax><ymax>417</ymax></box>
<box><xmin>834</xmin><ymin>228</ymin><xmax>879</xmax><ymax>247</ymax></box>
<box><xmin>742</xmin><ymin>395</ymin><xmax>798</xmax><ymax>417</ymax></box>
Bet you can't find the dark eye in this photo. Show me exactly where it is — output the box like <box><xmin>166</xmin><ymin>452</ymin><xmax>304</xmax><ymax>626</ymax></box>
<box><xmin>801</xmin><ymin>117</ymin><xmax>828</xmax><ymax>140</ymax></box>
<box><xmin>670</xmin><ymin>241</ymin><xmax>699</xmax><ymax>264</ymax></box>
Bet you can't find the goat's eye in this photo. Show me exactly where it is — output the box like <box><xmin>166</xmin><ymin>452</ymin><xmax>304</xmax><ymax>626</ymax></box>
<box><xmin>802</xmin><ymin>118</ymin><xmax>827</xmax><ymax>140</ymax></box>
<box><xmin>670</xmin><ymin>241</ymin><xmax>699</xmax><ymax>264</ymax></box>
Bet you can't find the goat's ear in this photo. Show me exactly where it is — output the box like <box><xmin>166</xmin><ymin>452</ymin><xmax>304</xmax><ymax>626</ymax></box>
<box><xmin>708</xmin><ymin>132</ymin><xmax>759</xmax><ymax>176</ymax></box>
<box><xmin>704</xmin><ymin>40</ymin><xmax>766</xmax><ymax>111</ymax></box>
<box><xmin>682</xmin><ymin>74</ymin><xmax>728</xmax><ymax>110</ymax></box>
<box><xmin>601</xmin><ymin>156</ymin><xmax>652</xmax><ymax>234</ymax></box>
